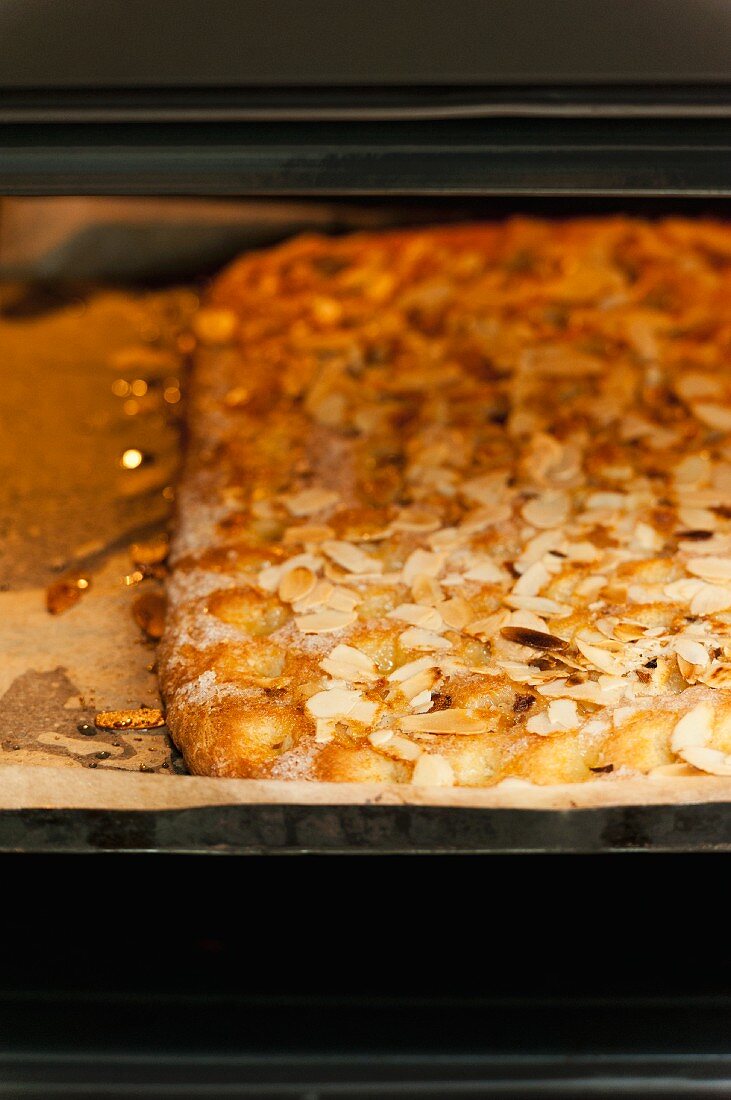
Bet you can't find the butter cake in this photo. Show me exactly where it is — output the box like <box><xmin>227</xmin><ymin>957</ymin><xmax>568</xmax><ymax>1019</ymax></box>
<box><xmin>159</xmin><ymin>218</ymin><xmax>731</xmax><ymax>786</ymax></box>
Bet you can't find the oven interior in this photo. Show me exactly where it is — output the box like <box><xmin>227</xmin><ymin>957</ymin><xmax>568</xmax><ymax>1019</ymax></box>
<box><xmin>3</xmin><ymin>193</ymin><xmax>731</xmax><ymax>855</ymax></box>
<box><xmin>2</xmin><ymin>17</ymin><xmax>731</xmax><ymax>1089</ymax></box>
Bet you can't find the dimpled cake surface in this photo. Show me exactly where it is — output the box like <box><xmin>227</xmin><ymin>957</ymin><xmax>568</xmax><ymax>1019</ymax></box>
<box><xmin>159</xmin><ymin>218</ymin><xmax>731</xmax><ymax>787</ymax></box>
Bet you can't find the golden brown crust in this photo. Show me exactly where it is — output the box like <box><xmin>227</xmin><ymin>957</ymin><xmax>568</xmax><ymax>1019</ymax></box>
<box><xmin>160</xmin><ymin>217</ymin><xmax>731</xmax><ymax>787</ymax></box>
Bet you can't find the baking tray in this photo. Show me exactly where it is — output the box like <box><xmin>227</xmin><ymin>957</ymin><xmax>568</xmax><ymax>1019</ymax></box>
<box><xmin>2</xmin><ymin>197</ymin><xmax>731</xmax><ymax>854</ymax></box>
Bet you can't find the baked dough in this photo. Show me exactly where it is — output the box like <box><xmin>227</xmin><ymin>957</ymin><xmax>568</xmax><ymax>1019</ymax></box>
<box><xmin>160</xmin><ymin>218</ymin><xmax>731</xmax><ymax>786</ymax></box>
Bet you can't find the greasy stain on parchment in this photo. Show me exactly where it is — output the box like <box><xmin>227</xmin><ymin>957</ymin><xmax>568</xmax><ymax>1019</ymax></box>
<box><xmin>0</xmin><ymin>284</ymin><xmax>198</xmax><ymax>774</ymax></box>
<box><xmin>0</xmin><ymin>668</ymin><xmax>177</xmax><ymax>773</ymax></box>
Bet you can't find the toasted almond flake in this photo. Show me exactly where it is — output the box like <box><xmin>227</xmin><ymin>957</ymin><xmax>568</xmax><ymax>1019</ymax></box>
<box><xmin>504</xmin><ymin>595</ymin><xmax>572</xmax><ymax>617</ymax></box>
<box><xmin>521</xmin><ymin>491</ymin><xmax>569</xmax><ymax>529</ymax></box>
<box><xmin>399</xmin><ymin>627</ymin><xmax>453</xmax><ymax>651</ymax></box>
<box><xmin>648</xmin><ymin>762</ymin><xmax>699</xmax><ymax>778</ymax></box>
<box><xmin>391</xmin><ymin>507</ymin><xmax>441</xmax><ymax>533</ymax></box>
<box><xmin>398</xmin><ymin>709</ymin><xmax>484</xmax><ymax>735</ymax></box>
<box><xmin>536</xmin><ymin>676</ymin><xmax>627</xmax><ymax>705</ymax></box>
<box><xmin>320</xmin><ymin>644</ymin><xmax>378</xmax><ymax>684</ymax></box>
<box><xmin>563</xmin><ymin>541</ymin><xmax>603</xmax><ymax>563</ymax></box>
<box><xmin>394</xmin><ymin>667</ymin><xmax>438</xmax><ymax>702</ymax></box>
<box><xmin>677</xmin><ymin>506</ymin><xmax>717</xmax><ymax>531</ymax></box>
<box><xmin>321</xmin><ymin>539</ymin><xmax>382</xmax><ymax>575</ymax></box>
<box><xmin>508</xmin><ymin>609</ymin><xmax>549</xmax><ymax>632</ymax></box>
<box><xmin>548</xmin><ymin>698</ymin><xmax>579</xmax><ymax>728</ymax></box>
<box><xmin>512</xmin><ymin>561</ymin><xmax>550</xmax><ymax>597</ymax></box>
<box><xmin>409</xmin><ymin>577</ymin><xmax>442</xmax><ymax>609</ymax></box>
<box><xmin>381</xmin><ymin>734</ymin><xmax>423</xmax><ymax>761</ymax></box>
<box><xmin>692</xmin><ymin>402</ymin><xmax>731</xmax><ymax>432</ymax></box>
<box><xmin>690</xmin><ymin>584</ymin><xmax>731</xmax><ymax>615</ymax></box>
<box><xmin>670</xmin><ymin>702</ymin><xmax>714</xmax><ymax>753</ymax></box>
<box><xmin>428</xmin><ymin>527</ymin><xmax>468</xmax><ymax>552</ymax></box>
<box><xmin>464</xmin><ymin>559</ymin><xmax>505</xmax><ymax>583</ymax></box>
<box><xmin>686</xmin><ymin>556</ymin><xmax>731</xmax><ymax>581</ymax></box>
<box><xmin>283</xmin><ymin>523</ymin><xmax>335</xmax><ymax>544</ymax></box>
<box><xmin>349</xmin><ymin>700</ymin><xmax>380</xmax><ymax>723</ymax></box>
<box><xmin>625</xmin><ymin>583</ymin><xmax>666</xmax><ymax>605</ymax></box>
<box><xmin>292</xmin><ymin>579</ymin><xmax>335</xmax><ymax>613</ymax></box>
<box><xmin>674</xmin><ymin>637</ymin><xmax>709</xmax><ymax>667</ymax></box>
<box><xmin>678</xmin><ymin>745</ymin><xmax>731</xmax><ymax>775</ymax></box>
<box><xmin>663</xmin><ymin>578</ymin><xmax>707</xmax><ymax>603</ymax></box>
<box><xmin>500</xmin><ymin>626</ymin><xmax>567</xmax><ymax>651</ymax></box>
<box><xmin>278</xmin><ymin>566</ymin><xmax>317</xmax><ymax>603</ymax></box>
<box><xmin>411</xmin><ymin>753</ymin><xmax>455</xmax><ymax>786</ymax></box>
<box><xmin>461</xmin><ymin>472</ymin><xmax>510</xmax><ymax>506</ymax></box>
<box><xmin>326</xmin><ymin>586</ymin><xmax>360</xmax><ymax>612</ymax></box>
<box><xmin>283</xmin><ymin>487</ymin><xmax>340</xmax><ymax>516</ymax></box>
<box><xmin>674</xmin><ymin>453</ymin><xmax>712</xmax><ymax>487</ymax></box>
<box><xmin>525</xmin><ymin>712</ymin><xmax>556</xmax><ymax>736</ymax></box>
<box><xmin>402</xmin><ymin>549</ymin><xmax>447</xmax><ymax>585</ymax></box>
<box><xmin>439</xmin><ymin>597</ymin><xmax>475</xmax><ymax>630</ymax></box>
<box><xmin>575</xmin><ymin>639</ymin><xmax>625</xmax><ymax>675</ymax></box>
<box><xmin>296</xmin><ymin>609</ymin><xmax>357</xmax><ymax>634</ymax></box>
<box><xmin>369</xmin><ymin>728</ymin><xmax>395</xmax><ymax>748</ymax></box>
<box><xmin>388</xmin><ymin>657</ymin><xmax>440</xmax><ymax>683</ymax></box>
<box><xmin>675</xmin><ymin>372</ymin><xmax>722</xmax><ymax>401</ymax></box>
<box><xmin>460</xmin><ymin>503</ymin><xmax>511</xmax><ymax>533</ymax></box>
<box><xmin>633</xmin><ymin>523</ymin><xmax>662</xmax><ymax>552</ymax></box>
<box><xmin>306</xmin><ymin>687</ymin><xmax>366</xmax><ymax>719</ymax></box>
<box><xmin>516</xmin><ymin>529</ymin><xmax>564</xmax><ymax>567</ymax></box>
<box><xmin>314</xmin><ymin>719</ymin><xmax>335</xmax><ymax>744</ymax></box>
<box><xmin>409</xmin><ymin>690</ymin><xmax>434</xmax><ymax>712</ymax></box>
<box><xmin>388</xmin><ymin>603</ymin><xmax>445</xmax><ymax>632</ymax></box>
<box><xmin>257</xmin><ymin>553</ymin><xmax>321</xmax><ymax>593</ymax></box>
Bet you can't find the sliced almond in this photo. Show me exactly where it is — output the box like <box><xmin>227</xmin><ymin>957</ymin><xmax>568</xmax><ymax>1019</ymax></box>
<box><xmin>283</xmin><ymin>523</ymin><xmax>335</xmax><ymax>544</ymax></box>
<box><xmin>306</xmin><ymin>688</ymin><xmax>366</xmax><ymax>719</ymax></box>
<box><xmin>463</xmin><ymin>559</ymin><xmax>505</xmax><ymax>584</ymax></box>
<box><xmin>411</xmin><ymin>574</ymin><xmax>443</xmax><ymax>607</ymax></box>
<box><xmin>388</xmin><ymin>603</ymin><xmax>445</xmax><ymax>632</ymax></box>
<box><xmin>278</xmin><ymin>566</ymin><xmax>317</xmax><ymax>604</ymax></box>
<box><xmin>388</xmin><ymin>657</ymin><xmax>441</xmax><ymax>683</ymax></box>
<box><xmin>399</xmin><ymin>627</ymin><xmax>453</xmax><ymax>652</ymax></box>
<box><xmin>575</xmin><ymin>639</ymin><xmax>625</xmax><ymax>675</ymax></box>
<box><xmin>504</xmin><ymin>595</ymin><xmax>572</xmax><ymax>617</ymax></box>
<box><xmin>674</xmin><ymin>637</ymin><xmax>709</xmax><ymax>668</ymax></box>
<box><xmin>686</xmin><ymin>557</ymin><xmax>731</xmax><ymax>581</ymax></box>
<box><xmin>320</xmin><ymin>644</ymin><xmax>379</xmax><ymax>684</ymax></box>
<box><xmin>369</xmin><ymin>729</ymin><xmax>394</xmax><ymax>747</ymax></box>
<box><xmin>391</xmin><ymin>507</ymin><xmax>442</xmax><ymax>533</ymax></box>
<box><xmin>322</xmin><ymin>539</ymin><xmax>382</xmax><ymax>575</ymax></box>
<box><xmin>391</xmin><ymin>667</ymin><xmax>438</xmax><ymax>703</ymax></box>
<box><xmin>296</xmin><ymin>609</ymin><xmax>357</xmax><ymax>634</ymax></box>
<box><xmin>670</xmin><ymin>702</ymin><xmax>714</xmax><ymax>753</ymax></box>
<box><xmin>521</xmin><ymin>491</ymin><xmax>570</xmax><ymax>529</ymax></box>
<box><xmin>402</xmin><ymin>549</ymin><xmax>446</xmax><ymax>585</ymax></box>
<box><xmin>440</xmin><ymin>597</ymin><xmax>475</xmax><ymax>631</ymax></box>
<box><xmin>692</xmin><ymin>402</ymin><xmax>731</xmax><ymax>432</ymax></box>
<box><xmin>677</xmin><ymin>506</ymin><xmax>717</xmax><ymax>531</ymax></box>
<box><xmin>292</xmin><ymin>579</ymin><xmax>335</xmax><ymax>613</ymax></box>
<box><xmin>326</xmin><ymin>586</ymin><xmax>360</xmax><ymax>613</ymax></box>
<box><xmin>379</xmin><ymin>734</ymin><xmax>423</xmax><ymax>762</ymax></box>
<box><xmin>500</xmin><ymin>626</ymin><xmax>567</xmax><ymax>651</ymax></box>
<box><xmin>548</xmin><ymin>698</ymin><xmax>579</xmax><ymax>728</ymax></box>
<box><xmin>691</xmin><ymin>584</ymin><xmax>731</xmax><ymax>615</ymax></box>
<box><xmin>411</xmin><ymin>753</ymin><xmax>455</xmax><ymax>786</ymax></box>
<box><xmin>512</xmin><ymin>561</ymin><xmax>550</xmax><ymax>597</ymax></box>
<box><xmin>677</xmin><ymin>745</ymin><xmax>731</xmax><ymax>775</ymax></box>
<box><xmin>283</xmin><ymin>488</ymin><xmax>340</xmax><ymax>517</ymax></box>
<box><xmin>398</xmin><ymin>709</ymin><xmax>484</xmax><ymax>735</ymax></box>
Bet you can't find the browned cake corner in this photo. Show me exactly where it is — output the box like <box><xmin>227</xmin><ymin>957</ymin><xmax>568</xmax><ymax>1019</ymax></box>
<box><xmin>158</xmin><ymin>218</ymin><xmax>731</xmax><ymax>787</ymax></box>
